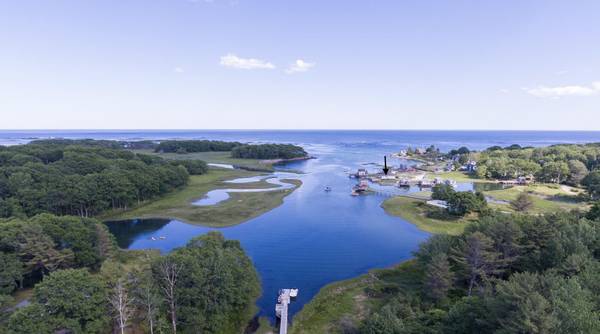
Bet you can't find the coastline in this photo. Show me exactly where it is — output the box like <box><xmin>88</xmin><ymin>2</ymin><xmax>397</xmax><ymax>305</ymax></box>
<box><xmin>290</xmin><ymin>260</ymin><xmax>422</xmax><ymax>334</ymax></box>
<box><xmin>101</xmin><ymin>170</ymin><xmax>302</xmax><ymax>228</ymax></box>
<box><xmin>381</xmin><ymin>196</ymin><xmax>471</xmax><ymax>235</ymax></box>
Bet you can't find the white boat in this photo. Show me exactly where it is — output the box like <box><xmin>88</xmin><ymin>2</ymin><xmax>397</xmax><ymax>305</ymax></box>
<box><xmin>290</xmin><ymin>288</ymin><xmax>299</xmax><ymax>298</ymax></box>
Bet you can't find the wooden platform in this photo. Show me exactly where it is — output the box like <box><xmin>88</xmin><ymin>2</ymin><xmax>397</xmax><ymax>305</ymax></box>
<box><xmin>275</xmin><ymin>288</ymin><xmax>297</xmax><ymax>334</ymax></box>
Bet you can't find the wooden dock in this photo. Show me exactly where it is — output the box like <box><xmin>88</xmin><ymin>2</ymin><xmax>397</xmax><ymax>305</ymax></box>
<box><xmin>275</xmin><ymin>288</ymin><xmax>298</xmax><ymax>334</ymax></box>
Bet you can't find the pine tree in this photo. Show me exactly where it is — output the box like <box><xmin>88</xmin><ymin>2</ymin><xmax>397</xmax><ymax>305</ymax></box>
<box><xmin>453</xmin><ymin>232</ymin><xmax>502</xmax><ymax>296</ymax></box>
<box><xmin>424</xmin><ymin>253</ymin><xmax>453</xmax><ymax>302</ymax></box>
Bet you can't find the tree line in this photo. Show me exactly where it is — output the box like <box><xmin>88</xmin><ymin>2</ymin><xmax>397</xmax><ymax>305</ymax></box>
<box><xmin>154</xmin><ymin>140</ymin><xmax>309</xmax><ymax>160</ymax></box>
<box><xmin>359</xmin><ymin>210</ymin><xmax>600</xmax><ymax>333</ymax></box>
<box><xmin>154</xmin><ymin>140</ymin><xmax>242</xmax><ymax>154</ymax></box>
<box><xmin>454</xmin><ymin>143</ymin><xmax>600</xmax><ymax>186</ymax></box>
<box><xmin>231</xmin><ymin>143</ymin><xmax>308</xmax><ymax>159</ymax></box>
<box><xmin>0</xmin><ymin>140</ymin><xmax>208</xmax><ymax>218</ymax></box>
<box><xmin>3</xmin><ymin>230</ymin><xmax>260</xmax><ymax>334</ymax></box>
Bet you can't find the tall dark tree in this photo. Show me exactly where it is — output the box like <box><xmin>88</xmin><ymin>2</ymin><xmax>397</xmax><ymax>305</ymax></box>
<box><xmin>490</xmin><ymin>272</ymin><xmax>556</xmax><ymax>334</ymax></box>
<box><xmin>582</xmin><ymin>170</ymin><xmax>600</xmax><ymax>199</ymax></box>
<box><xmin>424</xmin><ymin>253</ymin><xmax>453</xmax><ymax>302</ymax></box>
<box><xmin>453</xmin><ymin>232</ymin><xmax>501</xmax><ymax>296</ymax></box>
<box><xmin>510</xmin><ymin>192</ymin><xmax>534</xmax><ymax>212</ymax></box>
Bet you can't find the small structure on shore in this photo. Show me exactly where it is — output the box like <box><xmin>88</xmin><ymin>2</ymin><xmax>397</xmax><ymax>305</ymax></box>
<box><xmin>351</xmin><ymin>179</ymin><xmax>369</xmax><ymax>195</ymax></box>
<box><xmin>500</xmin><ymin>175</ymin><xmax>535</xmax><ymax>185</ymax></box>
<box><xmin>418</xmin><ymin>179</ymin><xmax>434</xmax><ymax>188</ymax></box>
<box><xmin>350</xmin><ymin>168</ymin><xmax>369</xmax><ymax>179</ymax></box>
<box><xmin>426</xmin><ymin>200</ymin><xmax>448</xmax><ymax>209</ymax></box>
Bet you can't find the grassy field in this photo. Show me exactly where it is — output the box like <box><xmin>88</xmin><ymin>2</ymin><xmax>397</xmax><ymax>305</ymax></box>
<box><xmin>290</xmin><ymin>261</ymin><xmax>423</xmax><ymax>334</ymax></box>
<box><xmin>101</xmin><ymin>168</ymin><xmax>301</xmax><ymax>227</ymax></box>
<box><xmin>432</xmin><ymin>170</ymin><xmax>492</xmax><ymax>183</ymax></box>
<box><xmin>133</xmin><ymin>149</ymin><xmax>277</xmax><ymax>171</ymax></box>
<box><xmin>382</xmin><ymin>196</ymin><xmax>471</xmax><ymax>235</ymax></box>
<box><xmin>483</xmin><ymin>184</ymin><xmax>585</xmax><ymax>214</ymax></box>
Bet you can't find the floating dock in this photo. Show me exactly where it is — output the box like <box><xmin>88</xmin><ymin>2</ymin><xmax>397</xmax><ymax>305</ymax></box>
<box><xmin>276</xmin><ymin>288</ymin><xmax>298</xmax><ymax>334</ymax></box>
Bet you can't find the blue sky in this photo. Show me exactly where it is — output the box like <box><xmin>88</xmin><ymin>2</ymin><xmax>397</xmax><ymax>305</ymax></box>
<box><xmin>1</xmin><ymin>0</ymin><xmax>599</xmax><ymax>130</ymax></box>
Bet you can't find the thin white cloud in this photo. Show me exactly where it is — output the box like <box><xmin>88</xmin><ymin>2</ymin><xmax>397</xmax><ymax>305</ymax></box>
<box><xmin>174</xmin><ymin>67</ymin><xmax>184</xmax><ymax>73</ymax></box>
<box><xmin>220</xmin><ymin>53</ymin><xmax>275</xmax><ymax>70</ymax></box>
<box><xmin>285</xmin><ymin>59</ymin><xmax>315</xmax><ymax>74</ymax></box>
<box><xmin>525</xmin><ymin>81</ymin><xmax>600</xmax><ymax>98</ymax></box>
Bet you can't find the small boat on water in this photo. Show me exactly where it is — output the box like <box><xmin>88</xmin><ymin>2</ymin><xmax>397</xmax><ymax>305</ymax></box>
<box><xmin>159</xmin><ymin>236</ymin><xmax>166</xmax><ymax>240</ymax></box>
<box><xmin>325</xmin><ymin>186</ymin><xmax>332</xmax><ymax>192</ymax></box>
<box><xmin>397</xmin><ymin>179</ymin><xmax>410</xmax><ymax>188</ymax></box>
<box><xmin>290</xmin><ymin>288</ymin><xmax>299</xmax><ymax>298</ymax></box>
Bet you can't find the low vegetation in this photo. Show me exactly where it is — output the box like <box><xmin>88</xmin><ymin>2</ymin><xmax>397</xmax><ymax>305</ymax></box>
<box><xmin>133</xmin><ymin>150</ymin><xmax>279</xmax><ymax>171</ymax></box>
<box><xmin>382</xmin><ymin>197</ymin><xmax>471</xmax><ymax>235</ymax></box>
<box><xmin>104</xmin><ymin>168</ymin><xmax>301</xmax><ymax>227</ymax></box>
<box><xmin>483</xmin><ymin>185</ymin><xmax>584</xmax><ymax>214</ymax></box>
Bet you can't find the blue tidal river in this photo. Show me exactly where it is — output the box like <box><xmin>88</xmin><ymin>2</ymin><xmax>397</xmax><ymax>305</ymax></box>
<box><xmin>5</xmin><ymin>130</ymin><xmax>600</xmax><ymax>323</ymax></box>
<box><xmin>106</xmin><ymin>157</ymin><xmax>431</xmax><ymax>322</ymax></box>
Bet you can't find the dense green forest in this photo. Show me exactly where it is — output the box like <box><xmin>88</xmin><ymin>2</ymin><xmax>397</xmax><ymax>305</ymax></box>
<box><xmin>0</xmin><ymin>214</ymin><xmax>115</xmax><ymax>310</ymax></box>
<box><xmin>356</xmin><ymin>210</ymin><xmax>600</xmax><ymax>334</ymax></box>
<box><xmin>231</xmin><ymin>143</ymin><xmax>308</xmax><ymax>159</ymax></box>
<box><xmin>451</xmin><ymin>143</ymin><xmax>600</xmax><ymax>187</ymax></box>
<box><xmin>0</xmin><ymin>140</ymin><xmax>207</xmax><ymax>218</ymax></box>
<box><xmin>155</xmin><ymin>140</ymin><xmax>241</xmax><ymax>153</ymax></box>
<box><xmin>2</xmin><ymin>229</ymin><xmax>259</xmax><ymax>334</ymax></box>
<box><xmin>154</xmin><ymin>140</ymin><xmax>309</xmax><ymax>160</ymax></box>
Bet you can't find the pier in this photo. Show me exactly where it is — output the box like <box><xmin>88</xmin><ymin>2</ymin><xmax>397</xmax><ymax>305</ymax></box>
<box><xmin>275</xmin><ymin>288</ymin><xmax>298</xmax><ymax>334</ymax></box>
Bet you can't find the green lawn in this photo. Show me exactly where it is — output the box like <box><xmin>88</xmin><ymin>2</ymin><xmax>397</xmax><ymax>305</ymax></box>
<box><xmin>290</xmin><ymin>261</ymin><xmax>423</xmax><ymax>334</ymax></box>
<box><xmin>433</xmin><ymin>170</ymin><xmax>493</xmax><ymax>183</ymax></box>
<box><xmin>101</xmin><ymin>168</ymin><xmax>301</xmax><ymax>227</ymax></box>
<box><xmin>133</xmin><ymin>149</ymin><xmax>276</xmax><ymax>171</ymax></box>
<box><xmin>382</xmin><ymin>196</ymin><xmax>471</xmax><ymax>235</ymax></box>
<box><xmin>483</xmin><ymin>184</ymin><xmax>585</xmax><ymax>214</ymax></box>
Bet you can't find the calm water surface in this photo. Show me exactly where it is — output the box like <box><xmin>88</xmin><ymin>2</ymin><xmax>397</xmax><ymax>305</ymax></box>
<box><xmin>107</xmin><ymin>156</ymin><xmax>431</xmax><ymax>321</ymax></box>
<box><xmin>7</xmin><ymin>130</ymin><xmax>600</xmax><ymax>322</ymax></box>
